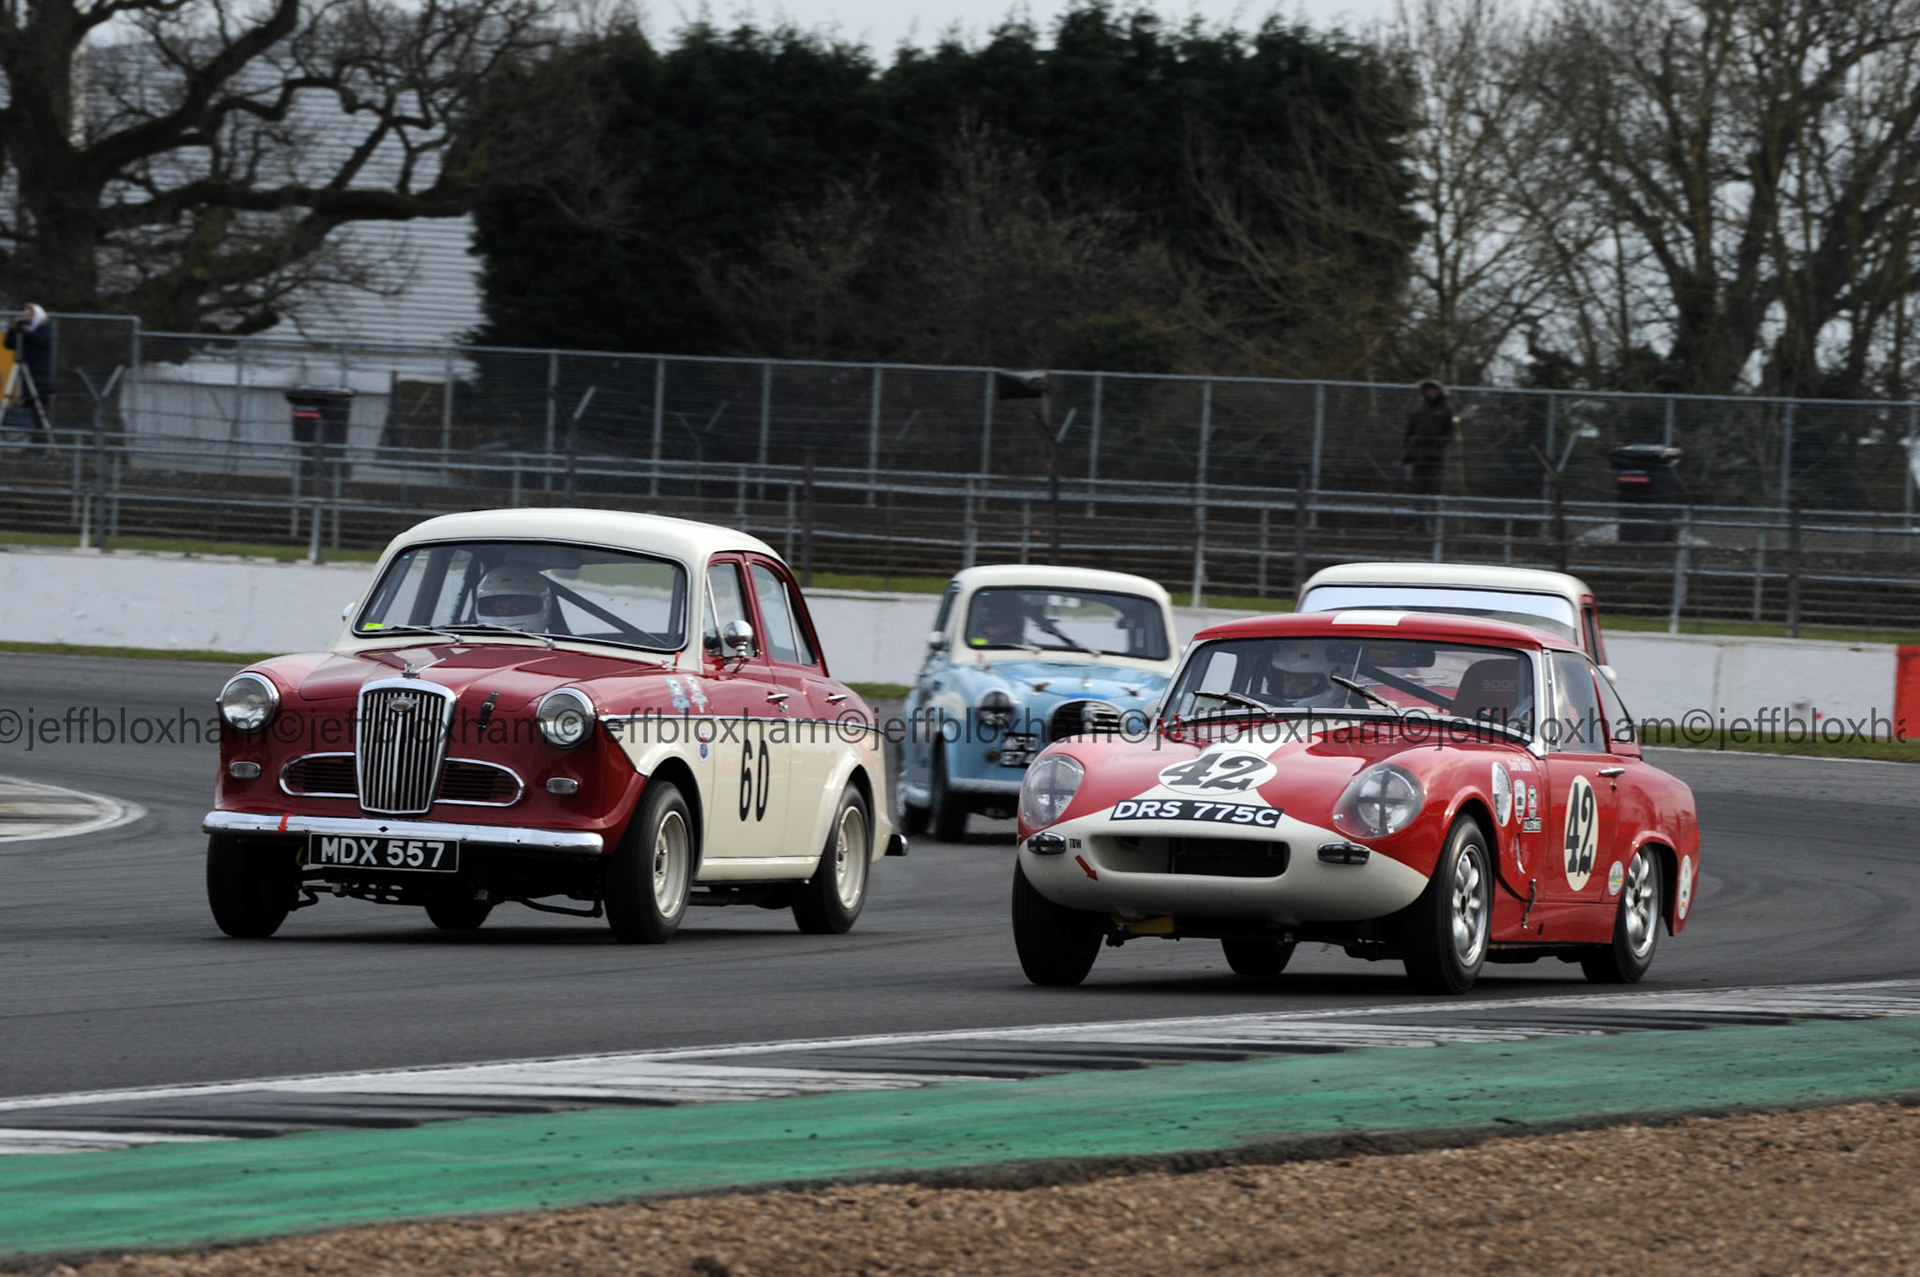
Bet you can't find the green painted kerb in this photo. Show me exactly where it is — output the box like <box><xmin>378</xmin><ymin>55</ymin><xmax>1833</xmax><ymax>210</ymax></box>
<box><xmin>5</xmin><ymin>1016</ymin><xmax>1920</xmax><ymax>1260</ymax></box>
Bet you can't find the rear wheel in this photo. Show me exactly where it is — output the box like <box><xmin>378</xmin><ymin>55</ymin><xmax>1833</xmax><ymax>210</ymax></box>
<box><xmin>1221</xmin><ymin>937</ymin><xmax>1295</xmax><ymax>977</ymax></box>
<box><xmin>929</xmin><ymin>743</ymin><xmax>969</xmax><ymax>843</ymax></box>
<box><xmin>605</xmin><ymin>782</ymin><xmax>693</xmax><ymax>944</ymax></box>
<box><xmin>794</xmin><ymin>786</ymin><xmax>871</xmax><ymax>934</ymax></box>
<box><xmin>1582</xmin><ymin>848</ymin><xmax>1661</xmax><ymax>984</ymax></box>
<box><xmin>206</xmin><ymin>834</ymin><xmax>296</xmax><ymax>939</ymax></box>
<box><xmin>425</xmin><ymin>898</ymin><xmax>492</xmax><ymax>931</ymax></box>
<box><xmin>1402</xmin><ymin>818</ymin><xmax>1492</xmax><ymax>994</ymax></box>
<box><xmin>1011</xmin><ymin>860</ymin><xmax>1104</xmax><ymax>986</ymax></box>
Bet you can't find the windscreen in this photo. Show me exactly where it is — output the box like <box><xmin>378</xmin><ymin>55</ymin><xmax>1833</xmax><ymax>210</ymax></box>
<box><xmin>1298</xmin><ymin>585</ymin><xmax>1578</xmax><ymax>643</ymax></box>
<box><xmin>963</xmin><ymin>587</ymin><xmax>1169</xmax><ymax>660</ymax></box>
<box><xmin>356</xmin><ymin>540</ymin><xmax>687</xmax><ymax>651</ymax></box>
<box><xmin>1166</xmin><ymin>635</ymin><xmax>1535</xmax><ymax>734</ymax></box>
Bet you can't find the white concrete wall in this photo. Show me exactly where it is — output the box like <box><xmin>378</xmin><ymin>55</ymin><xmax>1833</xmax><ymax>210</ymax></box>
<box><xmin>0</xmin><ymin>548</ymin><xmax>1901</xmax><ymax>732</ymax></box>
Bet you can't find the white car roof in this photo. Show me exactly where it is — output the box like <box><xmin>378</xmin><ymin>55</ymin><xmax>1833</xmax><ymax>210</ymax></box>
<box><xmin>387</xmin><ymin>508</ymin><xmax>779</xmax><ymax>569</ymax></box>
<box><xmin>949</xmin><ymin>564</ymin><xmax>1173</xmax><ymax>603</ymax></box>
<box><xmin>1299</xmin><ymin>562</ymin><xmax>1594</xmax><ymax>602</ymax></box>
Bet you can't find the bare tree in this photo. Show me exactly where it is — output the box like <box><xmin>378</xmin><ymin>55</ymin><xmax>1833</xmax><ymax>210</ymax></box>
<box><xmin>0</xmin><ymin>0</ymin><xmax>554</xmax><ymax>331</ymax></box>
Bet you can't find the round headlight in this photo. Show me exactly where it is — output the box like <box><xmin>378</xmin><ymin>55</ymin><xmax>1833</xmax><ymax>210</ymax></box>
<box><xmin>218</xmin><ymin>673</ymin><xmax>279</xmax><ymax>733</ymax></box>
<box><xmin>536</xmin><ymin>688</ymin><xmax>596</xmax><ymax>748</ymax></box>
<box><xmin>977</xmin><ymin>688</ymin><xmax>1015</xmax><ymax>732</ymax></box>
<box><xmin>1020</xmin><ymin>752</ymin><xmax>1084</xmax><ymax>829</ymax></box>
<box><xmin>1336</xmin><ymin>763</ymin><xmax>1425</xmax><ymax>837</ymax></box>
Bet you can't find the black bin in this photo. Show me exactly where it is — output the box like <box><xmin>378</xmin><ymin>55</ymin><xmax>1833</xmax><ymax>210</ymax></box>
<box><xmin>1607</xmin><ymin>443</ymin><xmax>1684</xmax><ymax>542</ymax></box>
<box><xmin>285</xmin><ymin>386</ymin><xmax>354</xmax><ymax>481</ymax></box>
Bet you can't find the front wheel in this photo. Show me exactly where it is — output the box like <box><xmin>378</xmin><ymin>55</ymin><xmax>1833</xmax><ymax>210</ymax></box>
<box><xmin>1222</xmin><ymin>937</ymin><xmax>1295</xmax><ymax>977</ymax></box>
<box><xmin>1401</xmin><ymin>818</ymin><xmax>1492</xmax><ymax>994</ymax></box>
<box><xmin>1011</xmin><ymin>860</ymin><xmax>1104</xmax><ymax>986</ymax></box>
<box><xmin>793</xmin><ymin>786</ymin><xmax>871</xmax><ymax>934</ymax></box>
<box><xmin>1582</xmin><ymin>848</ymin><xmax>1661</xmax><ymax>984</ymax></box>
<box><xmin>605</xmin><ymin>782</ymin><xmax>694</xmax><ymax>944</ymax></box>
<box><xmin>206</xmin><ymin>834</ymin><xmax>296</xmax><ymax>939</ymax></box>
<box><xmin>929</xmin><ymin>743</ymin><xmax>969</xmax><ymax>843</ymax></box>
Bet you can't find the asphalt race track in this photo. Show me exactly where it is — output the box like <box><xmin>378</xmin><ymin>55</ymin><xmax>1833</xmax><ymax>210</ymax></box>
<box><xmin>2</xmin><ymin>652</ymin><xmax>1917</xmax><ymax>1101</ymax></box>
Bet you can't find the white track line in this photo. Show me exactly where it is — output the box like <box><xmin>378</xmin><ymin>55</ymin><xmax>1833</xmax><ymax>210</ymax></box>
<box><xmin>0</xmin><ymin>775</ymin><xmax>144</xmax><ymax>843</ymax></box>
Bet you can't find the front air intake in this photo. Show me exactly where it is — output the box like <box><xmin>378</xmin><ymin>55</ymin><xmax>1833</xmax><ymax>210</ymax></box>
<box><xmin>356</xmin><ymin>681</ymin><xmax>456</xmax><ymax>816</ymax></box>
<box><xmin>1049</xmin><ymin>699</ymin><xmax>1125</xmax><ymax>742</ymax></box>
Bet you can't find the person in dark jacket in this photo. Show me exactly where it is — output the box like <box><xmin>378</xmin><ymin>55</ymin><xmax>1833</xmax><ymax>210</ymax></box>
<box><xmin>3</xmin><ymin>304</ymin><xmax>53</xmax><ymax>448</ymax></box>
<box><xmin>1402</xmin><ymin>378</ymin><xmax>1456</xmax><ymax>496</ymax></box>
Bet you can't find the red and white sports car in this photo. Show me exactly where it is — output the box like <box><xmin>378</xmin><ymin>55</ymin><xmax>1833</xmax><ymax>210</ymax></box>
<box><xmin>1011</xmin><ymin>610</ymin><xmax>1700</xmax><ymax>992</ymax></box>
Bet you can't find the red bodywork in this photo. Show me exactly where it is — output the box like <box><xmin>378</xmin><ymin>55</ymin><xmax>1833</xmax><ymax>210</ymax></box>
<box><xmin>1018</xmin><ymin>611</ymin><xmax>1699</xmax><ymax>945</ymax></box>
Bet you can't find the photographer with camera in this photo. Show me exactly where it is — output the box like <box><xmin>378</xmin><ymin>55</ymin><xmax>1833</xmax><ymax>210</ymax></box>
<box><xmin>3</xmin><ymin>304</ymin><xmax>53</xmax><ymax>451</ymax></box>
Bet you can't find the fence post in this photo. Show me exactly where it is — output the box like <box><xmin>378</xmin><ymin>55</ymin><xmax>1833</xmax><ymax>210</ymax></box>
<box><xmin>1256</xmin><ymin>507</ymin><xmax>1269</xmax><ymax>600</ymax></box>
<box><xmin>801</xmin><ymin>448</ymin><xmax>815</xmax><ymax>587</ymax></box>
<box><xmin>979</xmin><ymin>371</ymin><xmax>994</xmax><ymax>477</ymax></box>
<box><xmin>1309</xmin><ymin>382</ymin><xmax>1325</xmax><ymax>528</ymax></box>
<box><xmin>1292</xmin><ymin>480</ymin><xmax>1308</xmax><ymax>594</ymax></box>
<box><xmin>1542</xmin><ymin>393</ymin><xmax>1557</xmax><ymax>506</ymax></box>
<box><xmin>1019</xmin><ymin>500</ymin><xmax>1031</xmax><ymax>565</ymax></box>
<box><xmin>1502</xmin><ymin>517</ymin><xmax>1514</xmax><ymax>565</ymax></box>
<box><xmin>307</xmin><ymin>498</ymin><xmax>323</xmax><ymax>564</ymax></box>
<box><xmin>543</xmin><ymin>349</ymin><xmax>558</xmax><ymax>490</ymax></box>
<box><xmin>1906</xmin><ymin>401</ymin><xmax>1917</xmax><ymax>534</ymax></box>
<box><xmin>1667</xmin><ymin>508</ymin><xmax>1691</xmax><ymax>633</ymax></box>
<box><xmin>962</xmin><ymin>476</ymin><xmax>978</xmax><ymax>570</ymax></box>
<box><xmin>650</xmin><ymin>358</ymin><xmax>665</xmax><ymax>496</ymax></box>
<box><xmin>1086</xmin><ymin>373</ymin><xmax>1102</xmax><ymax>517</ymax></box>
<box><xmin>1431</xmin><ymin>495</ymin><xmax>1445</xmax><ymax>561</ymax></box>
<box><xmin>1786</xmin><ymin>502</ymin><xmax>1803</xmax><ymax>637</ymax></box>
<box><xmin>1663</xmin><ymin>395</ymin><xmax>1675</xmax><ymax>447</ymax></box>
<box><xmin>440</xmin><ymin>352</ymin><xmax>455</xmax><ymax>484</ymax></box>
<box><xmin>784</xmin><ymin>485</ymin><xmax>796</xmax><ymax>561</ymax></box>
<box><xmin>867</xmin><ymin>366</ymin><xmax>882</xmax><ymax>506</ymax></box>
<box><xmin>1752</xmin><ymin>527</ymin><xmax>1766</xmax><ymax>621</ymax></box>
<box><xmin>1779</xmin><ymin>401</ymin><xmax>1795</xmax><ymax>507</ymax></box>
<box><xmin>1189</xmin><ymin>513</ymin><xmax>1206</xmax><ymax>608</ymax></box>
<box><xmin>736</xmin><ymin>465</ymin><xmax>747</xmax><ymax>527</ymax></box>
<box><xmin>759</xmin><ymin>362</ymin><xmax>773</xmax><ymax>499</ymax></box>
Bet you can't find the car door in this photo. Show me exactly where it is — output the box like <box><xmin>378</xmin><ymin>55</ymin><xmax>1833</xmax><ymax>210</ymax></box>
<box><xmin>904</xmin><ymin>582</ymin><xmax>960</xmax><ymax>793</ymax></box>
<box><xmin>698</xmin><ymin>556</ymin><xmax>791</xmax><ymax>861</ymax></box>
<box><xmin>1541</xmin><ymin>649</ymin><xmax>1621</xmax><ymax>908</ymax></box>
<box><xmin>746</xmin><ymin>558</ymin><xmax>834</xmax><ymax>855</ymax></box>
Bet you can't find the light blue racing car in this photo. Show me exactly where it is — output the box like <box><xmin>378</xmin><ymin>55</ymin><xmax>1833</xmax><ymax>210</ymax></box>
<box><xmin>898</xmin><ymin>565</ymin><xmax>1179</xmax><ymax>841</ymax></box>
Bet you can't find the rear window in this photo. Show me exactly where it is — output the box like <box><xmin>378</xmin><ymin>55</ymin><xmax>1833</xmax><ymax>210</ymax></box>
<box><xmin>1299</xmin><ymin>584</ymin><xmax>1578</xmax><ymax>643</ymax></box>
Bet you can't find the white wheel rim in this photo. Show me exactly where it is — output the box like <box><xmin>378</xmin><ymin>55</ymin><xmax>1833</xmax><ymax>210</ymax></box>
<box><xmin>1623</xmin><ymin>850</ymin><xmax>1658</xmax><ymax>958</ymax></box>
<box><xmin>652</xmin><ymin>810</ymin><xmax>689</xmax><ymax>919</ymax></box>
<box><xmin>834</xmin><ymin>805</ymin><xmax>869</xmax><ymax>910</ymax></box>
<box><xmin>1450</xmin><ymin>841</ymin><xmax>1489</xmax><ymax>967</ymax></box>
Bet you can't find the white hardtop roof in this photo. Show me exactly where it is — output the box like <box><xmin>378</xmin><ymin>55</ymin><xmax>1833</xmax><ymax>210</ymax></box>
<box><xmin>1300</xmin><ymin>561</ymin><xmax>1594</xmax><ymax>601</ymax></box>
<box><xmin>951</xmin><ymin>563</ymin><xmax>1173</xmax><ymax>604</ymax></box>
<box><xmin>387</xmin><ymin>508</ymin><xmax>779</xmax><ymax>568</ymax></box>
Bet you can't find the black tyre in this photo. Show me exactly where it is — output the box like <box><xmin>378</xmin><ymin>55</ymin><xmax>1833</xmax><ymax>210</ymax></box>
<box><xmin>1011</xmin><ymin>860</ymin><xmax>1104</xmax><ymax>986</ymax></box>
<box><xmin>206</xmin><ymin>834</ymin><xmax>296</xmax><ymax>939</ymax></box>
<box><xmin>1582</xmin><ymin>848</ymin><xmax>1661</xmax><ymax>984</ymax></box>
<box><xmin>605</xmin><ymin>782</ymin><xmax>694</xmax><ymax>944</ymax></box>
<box><xmin>929</xmin><ymin>743</ymin><xmax>969</xmax><ymax>843</ymax></box>
<box><xmin>425</xmin><ymin>898</ymin><xmax>492</xmax><ymax>931</ymax></box>
<box><xmin>1401</xmin><ymin>817</ymin><xmax>1493</xmax><ymax>994</ymax></box>
<box><xmin>1221</xmin><ymin>937</ymin><xmax>1295</xmax><ymax>977</ymax></box>
<box><xmin>794</xmin><ymin>785</ymin><xmax>872</xmax><ymax>935</ymax></box>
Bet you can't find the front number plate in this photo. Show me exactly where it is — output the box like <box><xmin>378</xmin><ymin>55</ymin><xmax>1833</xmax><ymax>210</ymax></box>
<box><xmin>308</xmin><ymin>835</ymin><xmax>461</xmax><ymax>873</ymax></box>
<box><xmin>1110</xmin><ymin>799</ymin><xmax>1282</xmax><ymax>827</ymax></box>
<box><xmin>999</xmin><ymin>733</ymin><xmax>1040</xmax><ymax>768</ymax></box>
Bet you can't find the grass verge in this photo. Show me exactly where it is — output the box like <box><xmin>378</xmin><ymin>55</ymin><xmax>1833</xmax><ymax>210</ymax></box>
<box><xmin>0</xmin><ymin>640</ymin><xmax>269</xmax><ymax>666</ymax></box>
<box><xmin>0</xmin><ymin>531</ymin><xmax>379</xmax><ymax>562</ymax></box>
<box><xmin>1641</xmin><ymin>724</ymin><xmax>1920</xmax><ymax>763</ymax></box>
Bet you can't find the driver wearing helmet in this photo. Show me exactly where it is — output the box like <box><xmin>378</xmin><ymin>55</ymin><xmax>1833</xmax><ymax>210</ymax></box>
<box><xmin>969</xmin><ymin>591</ymin><xmax>1028</xmax><ymax>647</ymax></box>
<box><xmin>1264</xmin><ymin>642</ymin><xmax>1349</xmax><ymax>709</ymax></box>
<box><xmin>473</xmin><ymin>564</ymin><xmax>552</xmax><ymax>633</ymax></box>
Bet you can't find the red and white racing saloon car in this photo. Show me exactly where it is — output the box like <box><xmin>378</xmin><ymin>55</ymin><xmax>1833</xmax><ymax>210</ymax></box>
<box><xmin>204</xmin><ymin>508</ymin><xmax>898</xmax><ymax>943</ymax></box>
<box><xmin>1011</xmin><ymin>610</ymin><xmax>1700</xmax><ymax>992</ymax></box>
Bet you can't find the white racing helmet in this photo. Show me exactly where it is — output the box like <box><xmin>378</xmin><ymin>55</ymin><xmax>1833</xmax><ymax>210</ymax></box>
<box><xmin>474</xmin><ymin>564</ymin><xmax>551</xmax><ymax>633</ymax></box>
<box><xmin>1269</xmin><ymin>642</ymin><xmax>1345</xmax><ymax>708</ymax></box>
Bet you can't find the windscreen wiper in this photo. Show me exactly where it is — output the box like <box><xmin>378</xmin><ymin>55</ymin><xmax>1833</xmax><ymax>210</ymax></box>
<box><xmin>1034</xmin><ymin>618</ymin><xmax>1099</xmax><ymax>656</ymax></box>
<box><xmin>1190</xmin><ymin>689</ymin><xmax>1280</xmax><ymax>720</ymax></box>
<box><xmin>360</xmin><ymin>623</ymin><xmax>460</xmax><ymax>643</ymax></box>
<box><xmin>1331</xmin><ymin>675</ymin><xmax>1404</xmax><ymax>718</ymax></box>
<box><xmin>445</xmin><ymin>623</ymin><xmax>556</xmax><ymax>648</ymax></box>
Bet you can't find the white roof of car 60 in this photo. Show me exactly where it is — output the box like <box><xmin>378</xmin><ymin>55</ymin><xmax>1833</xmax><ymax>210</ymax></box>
<box><xmin>1300</xmin><ymin>562</ymin><xmax>1594</xmax><ymax>600</ymax></box>
<box><xmin>378</xmin><ymin>509</ymin><xmax>780</xmax><ymax>571</ymax></box>
<box><xmin>948</xmin><ymin>564</ymin><xmax>1173</xmax><ymax>601</ymax></box>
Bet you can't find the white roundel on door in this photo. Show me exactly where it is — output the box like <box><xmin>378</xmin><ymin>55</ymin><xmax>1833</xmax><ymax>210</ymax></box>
<box><xmin>1491</xmin><ymin>763</ymin><xmax>1513</xmax><ymax>825</ymax></box>
<box><xmin>1562</xmin><ymin>774</ymin><xmax>1599</xmax><ymax>891</ymax></box>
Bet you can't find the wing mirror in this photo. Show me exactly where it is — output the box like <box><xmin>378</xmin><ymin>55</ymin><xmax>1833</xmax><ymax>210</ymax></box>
<box><xmin>1599</xmin><ymin>664</ymin><xmax>1618</xmax><ymax>683</ymax></box>
<box><xmin>341</xmin><ymin>602</ymin><xmax>354</xmax><ymax>621</ymax></box>
<box><xmin>927</xmin><ymin>629</ymin><xmax>946</xmax><ymax>651</ymax></box>
<box><xmin>722</xmin><ymin>618</ymin><xmax>755</xmax><ymax>657</ymax></box>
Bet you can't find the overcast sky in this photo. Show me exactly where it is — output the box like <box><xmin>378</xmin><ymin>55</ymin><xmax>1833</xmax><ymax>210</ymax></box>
<box><xmin>658</xmin><ymin>0</ymin><xmax>1399</xmax><ymax>52</ymax></box>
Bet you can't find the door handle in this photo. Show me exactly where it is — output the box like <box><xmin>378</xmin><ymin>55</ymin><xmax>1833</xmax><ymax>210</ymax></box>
<box><xmin>1598</xmin><ymin>766</ymin><xmax>1625</xmax><ymax>779</ymax></box>
<box><xmin>825</xmin><ymin>693</ymin><xmax>848</xmax><ymax>704</ymax></box>
<box><xmin>766</xmin><ymin>691</ymin><xmax>790</xmax><ymax>704</ymax></box>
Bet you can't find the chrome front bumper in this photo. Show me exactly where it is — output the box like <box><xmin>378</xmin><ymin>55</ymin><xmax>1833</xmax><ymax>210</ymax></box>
<box><xmin>202</xmin><ymin>811</ymin><xmax>604</xmax><ymax>855</ymax></box>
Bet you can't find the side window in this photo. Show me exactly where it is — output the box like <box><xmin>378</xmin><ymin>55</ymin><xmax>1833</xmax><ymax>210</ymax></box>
<box><xmin>749</xmin><ymin>563</ymin><xmax>813</xmax><ymax>666</ymax></box>
<box><xmin>932</xmin><ymin>584</ymin><xmax>958</xmax><ymax>635</ymax></box>
<box><xmin>1583</xmin><ymin>608</ymin><xmax>1603</xmax><ymax>661</ymax></box>
<box><xmin>1596</xmin><ymin>668</ymin><xmax>1637</xmax><ymax>751</ymax></box>
<box><xmin>705</xmin><ymin>562</ymin><xmax>753</xmax><ymax>656</ymax></box>
<box><xmin>1548</xmin><ymin>652</ymin><xmax>1604</xmax><ymax>752</ymax></box>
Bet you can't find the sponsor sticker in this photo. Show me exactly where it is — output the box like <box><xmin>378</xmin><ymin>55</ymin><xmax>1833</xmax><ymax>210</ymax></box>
<box><xmin>1110</xmin><ymin>798</ymin><xmax>1282</xmax><ymax>827</ymax></box>
<box><xmin>1492</xmin><ymin>763</ymin><xmax>1513</xmax><ymax>825</ymax></box>
<box><xmin>1156</xmin><ymin>750</ymin><xmax>1277</xmax><ymax>794</ymax></box>
<box><xmin>1678</xmin><ymin>855</ymin><xmax>1695</xmax><ymax>918</ymax></box>
<box><xmin>1527</xmin><ymin>784</ymin><xmax>1539</xmax><ymax>818</ymax></box>
<box><xmin>685</xmin><ymin>678</ymin><xmax>710</xmax><ymax>713</ymax></box>
<box><xmin>665</xmin><ymin>677</ymin><xmax>690</xmax><ymax>713</ymax></box>
<box><xmin>1521</xmin><ymin>817</ymin><xmax>1542</xmax><ymax>833</ymax></box>
<box><xmin>1608</xmin><ymin>860</ymin><xmax>1625</xmax><ymax>895</ymax></box>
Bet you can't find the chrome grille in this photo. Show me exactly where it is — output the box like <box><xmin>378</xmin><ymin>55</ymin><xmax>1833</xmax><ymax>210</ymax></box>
<box><xmin>438</xmin><ymin>759</ymin><xmax>524</xmax><ymax>806</ymax></box>
<box><xmin>356</xmin><ymin>681</ymin><xmax>455</xmax><ymax>816</ymax></box>
<box><xmin>281</xmin><ymin>753</ymin><xmax>358</xmax><ymax>797</ymax></box>
<box><xmin>1048</xmin><ymin>699</ymin><xmax>1125</xmax><ymax>742</ymax></box>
